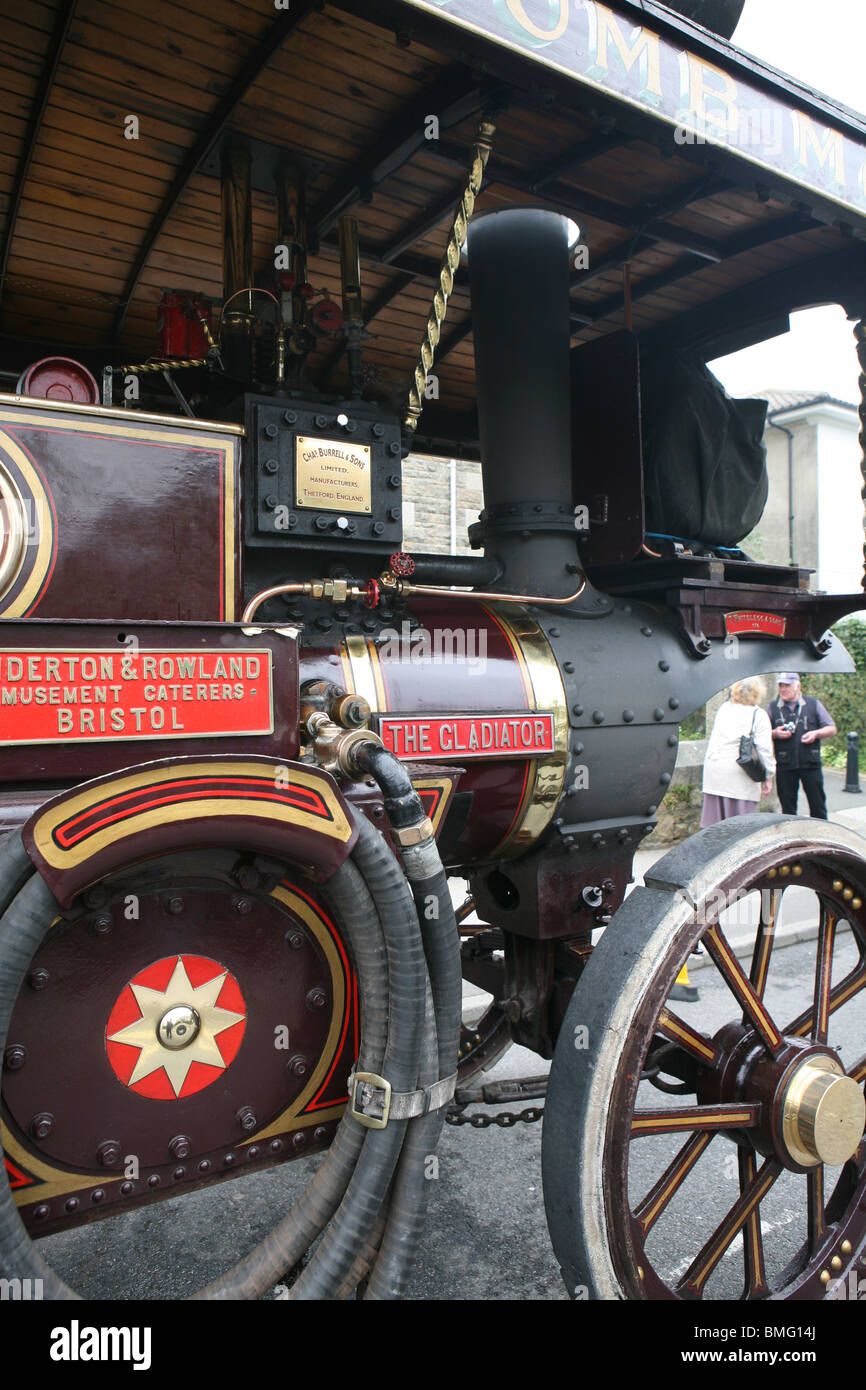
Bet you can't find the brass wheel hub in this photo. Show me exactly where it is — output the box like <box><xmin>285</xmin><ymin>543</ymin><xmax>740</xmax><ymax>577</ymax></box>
<box><xmin>156</xmin><ymin>1004</ymin><xmax>201</xmax><ymax>1050</ymax></box>
<box><xmin>780</xmin><ymin>1056</ymin><xmax>866</xmax><ymax>1168</ymax></box>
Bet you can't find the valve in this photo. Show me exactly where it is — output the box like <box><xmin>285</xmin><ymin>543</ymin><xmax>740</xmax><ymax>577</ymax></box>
<box><xmin>388</xmin><ymin>551</ymin><xmax>415</xmax><ymax>578</ymax></box>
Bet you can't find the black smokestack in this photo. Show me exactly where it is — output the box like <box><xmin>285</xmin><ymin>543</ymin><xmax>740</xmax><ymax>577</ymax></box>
<box><xmin>663</xmin><ymin>1</ymin><xmax>745</xmax><ymax>39</ymax></box>
<box><xmin>467</xmin><ymin>207</ymin><xmax>579</xmax><ymax>596</ymax></box>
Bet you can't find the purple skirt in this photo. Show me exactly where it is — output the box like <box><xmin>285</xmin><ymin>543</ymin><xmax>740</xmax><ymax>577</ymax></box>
<box><xmin>700</xmin><ymin>793</ymin><xmax>758</xmax><ymax>827</ymax></box>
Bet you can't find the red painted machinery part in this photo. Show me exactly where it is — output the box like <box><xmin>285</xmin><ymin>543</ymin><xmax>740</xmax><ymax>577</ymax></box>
<box><xmin>157</xmin><ymin>291</ymin><xmax>212</xmax><ymax>359</ymax></box>
<box><xmin>157</xmin><ymin>291</ymin><xmax>189</xmax><ymax>359</ymax></box>
<box><xmin>311</xmin><ymin>300</ymin><xmax>343</xmax><ymax>334</ymax></box>
<box><xmin>388</xmin><ymin>552</ymin><xmax>416</xmax><ymax>578</ymax></box>
<box><xmin>17</xmin><ymin>358</ymin><xmax>100</xmax><ymax>406</ymax></box>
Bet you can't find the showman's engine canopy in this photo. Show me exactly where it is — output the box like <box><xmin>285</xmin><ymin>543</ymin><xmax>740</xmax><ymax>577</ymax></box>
<box><xmin>0</xmin><ymin>0</ymin><xmax>866</xmax><ymax>1301</ymax></box>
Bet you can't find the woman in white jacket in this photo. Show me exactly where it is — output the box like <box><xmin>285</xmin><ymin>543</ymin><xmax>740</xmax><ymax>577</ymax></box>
<box><xmin>700</xmin><ymin>677</ymin><xmax>776</xmax><ymax>827</ymax></box>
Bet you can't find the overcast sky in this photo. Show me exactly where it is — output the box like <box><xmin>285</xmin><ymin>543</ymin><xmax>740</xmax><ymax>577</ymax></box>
<box><xmin>708</xmin><ymin>0</ymin><xmax>865</xmax><ymax>403</ymax></box>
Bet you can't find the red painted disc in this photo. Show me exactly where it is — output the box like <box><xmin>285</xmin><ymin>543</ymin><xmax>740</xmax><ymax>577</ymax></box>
<box><xmin>311</xmin><ymin>299</ymin><xmax>343</xmax><ymax>333</ymax></box>
<box><xmin>105</xmin><ymin>954</ymin><xmax>246</xmax><ymax>1100</ymax></box>
<box><xmin>17</xmin><ymin>357</ymin><xmax>100</xmax><ymax>405</ymax></box>
<box><xmin>388</xmin><ymin>551</ymin><xmax>415</xmax><ymax>578</ymax></box>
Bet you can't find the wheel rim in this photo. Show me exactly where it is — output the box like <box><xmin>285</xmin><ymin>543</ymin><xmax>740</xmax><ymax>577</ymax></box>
<box><xmin>608</xmin><ymin>839</ymin><xmax>866</xmax><ymax>1300</ymax></box>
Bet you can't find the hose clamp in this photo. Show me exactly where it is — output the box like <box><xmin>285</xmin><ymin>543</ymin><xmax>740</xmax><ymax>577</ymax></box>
<box><xmin>349</xmin><ymin>1069</ymin><xmax>457</xmax><ymax>1129</ymax></box>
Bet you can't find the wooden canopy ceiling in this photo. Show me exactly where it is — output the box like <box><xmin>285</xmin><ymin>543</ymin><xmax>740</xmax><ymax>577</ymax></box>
<box><xmin>1</xmin><ymin>0</ymin><xmax>865</xmax><ymax>433</ymax></box>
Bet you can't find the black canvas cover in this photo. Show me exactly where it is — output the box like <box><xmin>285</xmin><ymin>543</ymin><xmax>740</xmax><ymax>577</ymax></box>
<box><xmin>640</xmin><ymin>351</ymin><xmax>769</xmax><ymax>548</ymax></box>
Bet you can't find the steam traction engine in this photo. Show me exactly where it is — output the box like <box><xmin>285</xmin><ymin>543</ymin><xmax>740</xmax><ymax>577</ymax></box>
<box><xmin>1</xmin><ymin>0</ymin><xmax>866</xmax><ymax>1302</ymax></box>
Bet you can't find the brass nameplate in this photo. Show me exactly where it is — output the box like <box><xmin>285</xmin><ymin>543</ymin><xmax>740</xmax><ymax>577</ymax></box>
<box><xmin>295</xmin><ymin>436</ymin><xmax>372</xmax><ymax>514</ymax></box>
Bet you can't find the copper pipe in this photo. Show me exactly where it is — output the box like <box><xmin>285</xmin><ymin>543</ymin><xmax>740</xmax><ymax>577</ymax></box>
<box><xmin>241</xmin><ymin>572</ymin><xmax>587</xmax><ymax>625</ymax></box>
<box><xmin>242</xmin><ymin>582</ymin><xmax>314</xmax><ymax>623</ymax></box>
<box><xmin>380</xmin><ymin>575</ymin><xmax>587</xmax><ymax>606</ymax></box>
<box><xmin>219</xmin><ymin>287</ymin><xmax>279</xmax><ymax>328</ymax></box>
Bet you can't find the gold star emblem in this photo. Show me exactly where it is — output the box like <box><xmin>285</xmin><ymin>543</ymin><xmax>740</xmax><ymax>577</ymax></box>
<box><xmin>108</xmin><ymin>956</ymin><xmax>245</xmax><ymax>1097</ymax></box>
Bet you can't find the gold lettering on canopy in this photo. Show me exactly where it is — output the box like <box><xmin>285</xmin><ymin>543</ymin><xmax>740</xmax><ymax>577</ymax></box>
<box><xmin>682</xmin><ymin>52</ymin><xmax>740</xmax><ymax>135</ymax></box>
<box><xmin>503</xmin><ymin>0</ymin><xmax>569</xmax><ymax>43</ymax></box>
<box><xmin>793</xmin><ymin>112</ymin><xmax>846</xmax><ymax>186</ymax></box>
<box><xmin>588</xmin><ymin>3</ymin><xmax>662</xmax><ymax>99</ymax></box>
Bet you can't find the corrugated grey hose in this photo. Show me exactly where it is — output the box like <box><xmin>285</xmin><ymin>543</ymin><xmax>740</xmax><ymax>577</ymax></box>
<box><xmin>0</xmin><ymin>779</ymin><xmax>458</xmax><ymax>1300</ymax></box>
<box><xmin>349</xmin><ymin>744</ymin><xmax>462</xmax><ymax>1301</ymax></box>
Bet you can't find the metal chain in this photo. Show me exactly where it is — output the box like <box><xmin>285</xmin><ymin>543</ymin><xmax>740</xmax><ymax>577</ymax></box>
<box><xmin>4</xmin><ymin>275</ymin><xmax>123</xmax><ymax>309</ymax></box>
<box><xmin>857</xmin><ymin>319</ymin><xmax>866</xmax><ymax>592</ymax></box>
<box><xmin>446</xmin><ymin>1105</ymin><xmax>544</xmax><ymax>1128</ymax></box>
<box><xmin>403</xmin><ymin>117</ymin><xmax>495</xmax><ymax>434</ymax></box>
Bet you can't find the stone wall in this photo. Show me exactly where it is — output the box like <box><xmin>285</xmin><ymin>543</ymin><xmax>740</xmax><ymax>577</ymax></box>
<box><xmin>401</xmin><ymin>453</ymin><xmax>484</xmax><ymax>555</ymax></box>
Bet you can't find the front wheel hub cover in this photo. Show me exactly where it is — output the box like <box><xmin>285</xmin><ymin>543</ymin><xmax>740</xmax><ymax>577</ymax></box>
<box><xmin>780</xmin><ymin>1056</ymin><xmax>866</xmax><ymax>1168</ymax></box>
<box><xmin>2</xmin><ymin>871</ymin><xmax>348</xmax><ymax>1175</ymax></box>
<box><xmin>106</xmin><ymin>955</ymin><xmax>244</xmax><ymax>1099</ymax></box>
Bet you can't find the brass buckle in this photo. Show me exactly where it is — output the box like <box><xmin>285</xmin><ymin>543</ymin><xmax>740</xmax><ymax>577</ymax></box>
<box><xmin>349</xmin><ymin>1071</ymin><xmax>392</xmax><ymax>1130</ymax></box>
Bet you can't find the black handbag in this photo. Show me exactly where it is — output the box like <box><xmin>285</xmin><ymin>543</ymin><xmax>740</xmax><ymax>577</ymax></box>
<box><xmin>737</xmin><ymin>710</ymin><xmax>766</xmax><ymax>783</ymax></box>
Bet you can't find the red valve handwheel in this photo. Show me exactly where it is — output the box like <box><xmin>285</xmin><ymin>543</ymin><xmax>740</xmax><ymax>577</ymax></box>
<box><xmin>388</xmin><ymin>552</ymin><xmax>415</xmax><ymax>578</ymax></box>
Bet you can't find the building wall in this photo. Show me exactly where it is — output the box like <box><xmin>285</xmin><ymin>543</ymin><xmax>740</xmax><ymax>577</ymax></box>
<box><xmin>401</xmin><ymin>453</ymin><xmax>484</xmax><ymax>555</ymax></box>
<box><xmin>404</xmin><ymin>410</ymin><xmax>861</xmax><ymax>588</ymax></box>
<box><xmin>816</xmin><ymin>416</ymin><xmax>865</xmax><ymax>593</ymax></box>
<box><xmin>753</xmin><ymin>420</ymin><xmax>818</xmax><ymax>571</ymax></box>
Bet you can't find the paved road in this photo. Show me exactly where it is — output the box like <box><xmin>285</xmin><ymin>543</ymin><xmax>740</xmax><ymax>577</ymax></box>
<box><xmin>23</xmin><ymin>792</ymin><xmax>866</xmax><ymax>1303</ymax></box>
<box><xmin>35</xmin><ymin>918</ymin><xmax>860</xmax><ymax>1303</ymax></box>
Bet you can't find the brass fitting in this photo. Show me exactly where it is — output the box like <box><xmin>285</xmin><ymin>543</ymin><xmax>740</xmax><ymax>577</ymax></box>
<box><xmin>304</xmin><ymin>711</ymin><xmax>382</xmax><ymax>776</ymax></box>
<box><xmin>300</xmin><ymin>681</ymin><xmax>370</xmax><ymax>731</ymax></box>
<box><xmin>394</xmin><ymin>819</ymin><xmax>434</xmax><ymax>847</ymax></box>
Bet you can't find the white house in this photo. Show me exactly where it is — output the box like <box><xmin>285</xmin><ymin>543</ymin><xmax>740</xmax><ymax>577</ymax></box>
<box><xmin>750</xmin><ymin>390</ymin><xmax>862</xmax><ymax>594</ymax></box>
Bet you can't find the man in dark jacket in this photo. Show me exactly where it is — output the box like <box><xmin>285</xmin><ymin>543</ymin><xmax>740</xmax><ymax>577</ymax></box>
<box><xmin>767</xmin><ymin>673</ymin><xmax>837</xmax><ymax>818</ymax></box>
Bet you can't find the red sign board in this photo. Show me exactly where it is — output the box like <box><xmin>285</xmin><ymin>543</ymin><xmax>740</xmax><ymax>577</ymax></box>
<box><xmin>0</xmin><ymin>649</ymin><xmax>273</xmax><ymax>744</ymax></box>
<box><xmin>378</xmin><ymin>711</ymin><xmax>556</xmax><ymax>760</ymax></box>
<box><xmin>724</xmin><ymin>612</ymin><xmax>787</xmax><ymax>637</ymax></box>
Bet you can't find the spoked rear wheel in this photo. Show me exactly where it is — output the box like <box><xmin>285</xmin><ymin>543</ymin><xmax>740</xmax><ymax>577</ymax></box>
<box><xmin>542</xmin><ymin>816</ymin><xmax>866</xmax><ymax>1301</ymax></box>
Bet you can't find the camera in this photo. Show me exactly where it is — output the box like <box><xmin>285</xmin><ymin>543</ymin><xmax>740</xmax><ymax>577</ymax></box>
<box><xmin>779</xmin><ymin>721</ymin><xmax>797</xmax><ymax>734</ymax></box>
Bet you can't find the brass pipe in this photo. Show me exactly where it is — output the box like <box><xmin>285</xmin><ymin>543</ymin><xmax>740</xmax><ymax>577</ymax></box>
<box><xmin>338</xmin><ymin>216</ymin><xmax>364</xmax><ymax>326</ymax></box>
<box><xmin>339</xmin><ymin>216</ymin><xmax>365</xmax><ymax>396</ymax></box>
<box><xmin>277</xmin><ymin>160</ymin><xmax>307</xmax><ymax>325</ymax></box>
<box><xmin>221</xmin><ymin>139</ymin><xmax>253</xmax><ymax>304</ymax></box>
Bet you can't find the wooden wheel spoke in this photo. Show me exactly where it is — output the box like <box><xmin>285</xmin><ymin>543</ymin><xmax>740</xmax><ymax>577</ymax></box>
<box><xmin>657</xmin><ymin>1007</ymin><xmax>721</xmax><ymax>1068</ymax></box>
<box><xmin>849</xmin><ymin>1055</ymin><xmax>866</xmax><ymax>1086</ymax></box>
<box><xmin>704</xmin><ymin>924</ymin><xmax>784</xmax><ymax>1054</ymax></box>
<box><xmin>812</xmin><ymin>904</ymin><xmax>837</xmax><ymax>1044</ymax></box>
<box><xmin>634</xmin><ymin>1131</ymin><xmax>714</xmax><ymax>1238</ymax></box>
<box><xmin>787</xmin><ymin>959</ymin><xmax>866</xmax><ymax>1039</ymax></box>
<box><xmin>807</xmin><ymin>1166</ymin><xmax>826</xmax><ymax>1256</ymax></box>
<box><xmin>739</xmin><ymin>1150</ymin><xmax>769</xmax><ymax>1298</ymax></box>
<box><xmin>631</xmin><ymin>1103</ymin><xmax>759</xmax><ymax>1138</ymax></box>
<box><xmin>749</xmin><ymin>887</ymin><xmax>782</xmax><ymax>1002</ymax></box>
<box><xmin>678</xmin><ymin>1158</ymin><xmax>782</xmax><ymax>1297</ymax></box>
